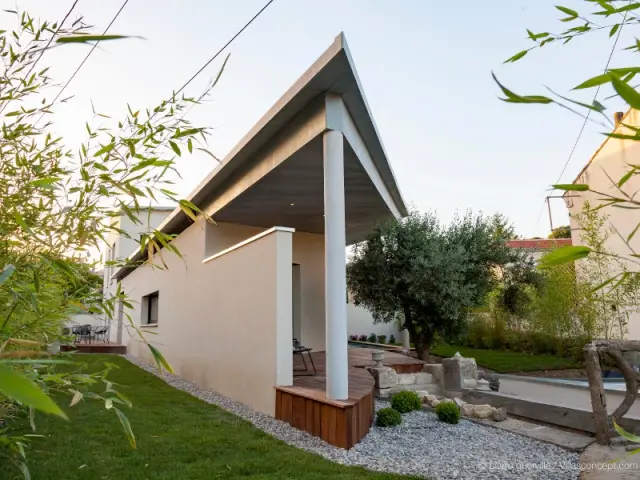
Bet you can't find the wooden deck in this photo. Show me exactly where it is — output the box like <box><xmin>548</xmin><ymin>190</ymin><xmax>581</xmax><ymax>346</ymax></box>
<box><xmin>61</xmin><ymin>343</ymin><xmax>127</xmax><ymax>354</ymax></box>
<box><xmin>275</xmin><ymin>347</ymin><xmax>423</xmax><ymax>448</ymax></box>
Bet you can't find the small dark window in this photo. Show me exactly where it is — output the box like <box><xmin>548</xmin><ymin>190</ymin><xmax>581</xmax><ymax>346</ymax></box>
<box><xmin>142</xmin><ymin>291</ymin><xmax>159</xmax><ymax>325</ymax></box>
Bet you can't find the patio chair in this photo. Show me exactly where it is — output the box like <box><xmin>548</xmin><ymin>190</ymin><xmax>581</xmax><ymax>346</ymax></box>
<box><xmin>94</xmin><ymin>325</ymin><xmax>109</xmax><ymax>343</ymax></box>
<box><xmin>293</xmin><ymin>338</ymin><xmax>316</xmax><ymax>375</ymax></box>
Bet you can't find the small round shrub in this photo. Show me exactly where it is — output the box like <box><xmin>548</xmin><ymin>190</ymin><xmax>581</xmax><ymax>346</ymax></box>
<box><xmin>435</xmin><ymin>401</ymin><xmax>460</xmax><ymax>425</ymax></box>
<box><xmin>376</xmin><ymin>407</ymin><xmax>402</xmax><ymax>427</ymax></box>
<box><xmin>390</xmin><ymin>390</ymin><xmax>422</xmax><ymax>413</ymax></box>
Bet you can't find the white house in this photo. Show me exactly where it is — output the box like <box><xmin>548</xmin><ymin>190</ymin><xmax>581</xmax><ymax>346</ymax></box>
<box><xmin>111</xmin><ymin>34</ymin><xmax>407</xmax><ymax>448</ymax></box>
<box><xmin>565</xmin><ymin>109</ymin><xmax>640</xmax><ymax>340</ymax></box>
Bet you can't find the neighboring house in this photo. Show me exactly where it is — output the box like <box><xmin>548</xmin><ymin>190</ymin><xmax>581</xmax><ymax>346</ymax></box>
<box><xmin>102</xmin><ymin>206</ymin><xmax>174</xmax><ymax>341</ymax></box>
<box><xmin>564</xmin><ymin>109</ymin><xmax>640</xmax><ymax>340</ymax></box>
<box><xmin>112</xmin><ymin>34</ymin><xmax>407</xmax><ymax>428</ymax></box>
<box><xmin>506</xmin><ymin>238</ymin><xmax>572</xmax><ymax>263</ymax></box>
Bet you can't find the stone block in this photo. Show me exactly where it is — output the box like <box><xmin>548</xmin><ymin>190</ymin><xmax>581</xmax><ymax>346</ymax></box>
<box><xmin>431</xmin><ymin>399</ymin><xmax>440</xmax><ymax>408</ymax></box>
<box><xmin>367</xmin><ymin>366</ymin><xmax>399</xmax><ymax>389</ymax></box>
<box><xmin>454</xmin><ymin>397</ymin><xmax>466</xmax><ymax>408</ymax></box>
<box><xmin>492</xmin><ymin>407</ymin><xmax>507</xmax><ymax>422</ymax></box>
<box><xmin>398</xmin><ymin>373</ymin><xmax>416</xmax><ymax>385</ymax></box>
<box><xmin>463</xmin><ymin>378</ymin><xmax>478</xmax><ymax>389</ymax></box>
<box><xmin>414</xmin><ymin>372</ymin><xmax>433</xmax><ymax>385</ymax></box>
<box><xmin>461</xmin><ymin>404</ymin><xmax>475</xmax><ymax>416</ymax></box>
<box><xmin>423</xmin><ymin>364</ymin><xmax>443</xmax><ymax>384</ymax></box>
<box><xmin>472</xmin><ymin>404</ymin><xmax>493</xmax><ymax>419</ymax></box>
<box><xmin>415</xmin><ymin>390</ymin><xmax>430</xmax><ymax>402</ymax></box>
<box><xmin>425</xmin><ymin>394</ymin><xmax>437</xmax><ymax>404</ymax></box>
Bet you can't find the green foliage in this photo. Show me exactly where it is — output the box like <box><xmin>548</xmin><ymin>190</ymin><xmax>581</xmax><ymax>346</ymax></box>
<box><xmin>389</xmin><ymin>334</ymin><xmax>396</xmax><ymax>344</ymax></box>
<box><xmin>390</xmin><ymin>390</ymin><xmax>422</xmax><ymax>414</ymax></box>
<box><xmin>377</xmin><ymin>335</ymin><xmax>387</xmax><ymax>344</ymax></box>
<box><xmin>435</xmin><ymin>402</ymin><xmax>460</xmax><ymax>425</ymax></box>
<box><xmin>431</xmin><ymin>345</ymin><xmax>583</xmax><ymax>373</ymax></box>
<box><xmin>375</xmin><ymin>407</ymin><xmax>403</xmax><ymax>427</ymax></box>
<box><xmin>549</xmin><ymin>225</ymin><xmax>571</xmax><ymax>239</ymax></box>
<box><xmin>498</xmin><ymin>1</ymin><xmax>640</xmax><ymax>276</ymax></box>
<box><xmin>0</xmin><ymin>9</ymin><xmax>219</xmax><ymax>475</ymax></box>
<box><xmin>368</xmin><ymin>333</ymin><xmax>377</xmax><ymax>343</ymax></box>
<box><xmin>347</xmin><ymin>210</ymin><xmax>514</xmax><ymax>359</ymax></box>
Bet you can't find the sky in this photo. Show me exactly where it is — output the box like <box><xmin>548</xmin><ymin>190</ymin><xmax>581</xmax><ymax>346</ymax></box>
<box><xmin>8</xmin><ymin>0</ymin><xmax>636</xmax><ymax>238</ymax></box>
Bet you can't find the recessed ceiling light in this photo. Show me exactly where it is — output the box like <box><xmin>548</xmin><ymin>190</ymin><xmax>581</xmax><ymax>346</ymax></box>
<box><xmin>290</xmin><ymin>203</ymin><xmax>295</xmax><ymax>206</ymax></box>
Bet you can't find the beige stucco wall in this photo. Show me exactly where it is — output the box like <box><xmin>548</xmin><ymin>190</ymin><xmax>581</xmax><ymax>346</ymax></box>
<box><xmin>568</xmin><ymin>109</ymin><xmax>640</xmax><ymax>340</ymax></box>
<box><xmin>119</xmin><ymin>221</ymin><xmax>293</xmax><ymax>415</ymax></box>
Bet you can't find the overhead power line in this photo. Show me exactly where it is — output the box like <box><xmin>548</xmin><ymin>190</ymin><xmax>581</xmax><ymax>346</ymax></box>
<box><xmin>171</xmin><ymin>0</ymin><xmax>276</xmax><ymax>99</ymax></box>
<box><xmin>44</xmin><ymin>0</ymin><xmax>130</xmax><ymax>115</ymax></box>
<box><xmin>532</xmin><ymin>8</ymin><xmax>629</xmax><ymax>234</ymax></box>
<box><xmin>25</xmin><ymin>0</ymin><xmax>81</xmax><ymax>79</ymax></box>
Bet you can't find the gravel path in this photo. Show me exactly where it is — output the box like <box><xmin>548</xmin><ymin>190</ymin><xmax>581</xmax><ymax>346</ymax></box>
<box><xmin>124</xmin><ymin>355</ymin><xmax>580</xmax><ymax>480</ymax></box>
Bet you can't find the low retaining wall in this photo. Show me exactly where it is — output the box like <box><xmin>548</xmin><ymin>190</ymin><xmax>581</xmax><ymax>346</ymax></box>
<box><xmin>463</xmin><ymin>390</ymin><xmax>640</xmax><ymax>436</ymax></box>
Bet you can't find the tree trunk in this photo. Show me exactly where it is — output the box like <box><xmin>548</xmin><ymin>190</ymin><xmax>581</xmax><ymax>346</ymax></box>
<box><xmin>584</xmin><ymin>344</ymin><xmax>612</xmax><ymax>444</ymax></box>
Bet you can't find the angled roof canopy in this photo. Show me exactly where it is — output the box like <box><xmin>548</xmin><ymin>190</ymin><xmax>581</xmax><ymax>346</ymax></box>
<box><xmin>117</xmin><ymin>33</ymin><xmax>406</xmax><ymax>279</ymax></box>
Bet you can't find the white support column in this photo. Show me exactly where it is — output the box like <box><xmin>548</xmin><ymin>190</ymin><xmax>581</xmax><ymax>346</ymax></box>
<box><xmin>323</xmin><ymin>129</ymin><xmax>349</xmax><ymax>400</ymax></box>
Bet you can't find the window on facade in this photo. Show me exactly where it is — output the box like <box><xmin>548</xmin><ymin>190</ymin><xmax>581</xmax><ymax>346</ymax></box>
<box><xmin>142</xmin><ymin>291</ymin><xmax>159</xmax><ymax>325</ymax></box>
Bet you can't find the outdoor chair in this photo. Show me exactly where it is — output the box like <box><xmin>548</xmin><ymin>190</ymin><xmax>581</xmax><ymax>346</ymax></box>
<box><xmin>293</xmin><ymin>338</ymin><xmax>316</xmax><ymax>375</ymax></box>
<box><xmin>93</xmin><ymin>326</ymin><xmax>109</xmax><ymax>343</ymax></box>
<box><xmin>74</xmin><ymin>324</ymin><xmax>92</xmax><ymax>343</ymax></box>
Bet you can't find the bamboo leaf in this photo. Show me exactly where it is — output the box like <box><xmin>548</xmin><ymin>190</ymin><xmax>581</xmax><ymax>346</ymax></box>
<box><xmin>69</xmin><ymin>389</ymin><xmax>83</xmax><ymax>407</ymax></box>
<box><xmin>0</xmin><ymin>365</ymin><xmax>67</xmax><ymax>419</ymax></box>
<box><xmin>148</xmin><ymin>344</ymin><xmax>173</xmax><ymax>374</ymax></box>
<box><xmin>613</xmin><ymin>420</ymin><xmax>640</xmax><ymax>443</ymax></box>
<box><xmin>504</xmin><ymin>49</ymin><xmax>529</xmax><ymax>64</ymax></box>
<box><xmin>169</xmin><ymin>141</ymin><xmax>181</xmax><ymax>156</ymax></box>
<box><xmin>94</xmin><ymin>142</ymin><xmax>115</xmax><ymax>157</ymax></box>
<box><xmin>0</xmin><ymin>264</ymin><xmax>15</xmax><ymax>285</ymax></box>
<box><xmin>56</xmin><ymin>34</ymin><xmax>129</xmax><ymax>44</ymax></box>
<box><xmin>539</xmin><ymin>246</ymin><xmax>591</xmax><ymax>267</ymax></box>
<box><xmin>610</xmin><ymin>73</ymin><xmax>640</xmax><ymax>109</ymax></box>
<box><xmin>114</xmin><ymin>407</ymin><xmax>136</xmax><ymax>449</ymax></box>
<box><xmin>552</xmin><ymin>183</ymin><xmax>589</xmax><ymax>191</ymax></box>
<box><xmin>492</xmin><ymin>72</ymin><xmax>553</xmax><ymax>104</ymax></box>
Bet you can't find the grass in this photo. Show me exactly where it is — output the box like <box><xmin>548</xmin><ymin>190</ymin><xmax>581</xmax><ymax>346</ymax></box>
<box><xmin>430</xmin><ymin>345</ymin><xmax>582</xmax><ymax>374</ymax></box>
<box><xmin>8</xmin><ymin>355</ymin><xmax>410</xmax><ymax>480</ymax></box>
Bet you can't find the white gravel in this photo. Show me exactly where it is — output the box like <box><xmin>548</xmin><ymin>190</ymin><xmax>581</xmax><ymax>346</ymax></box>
<box><xmin>124</xmin><ymin>355</ymin><xmax>580</xmax><ymax>480</ymax></box>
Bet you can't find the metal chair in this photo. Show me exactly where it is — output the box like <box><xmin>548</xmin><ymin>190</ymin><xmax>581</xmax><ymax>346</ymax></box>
<box><xmin>94</xmin><ymin>326</ymin><xmax>109</xmax><ymax>343</ymax></box>
<box><xmin>293</xmin><ymin>338</ymin><xmax>316</xmax><ymax>375</ymax></box>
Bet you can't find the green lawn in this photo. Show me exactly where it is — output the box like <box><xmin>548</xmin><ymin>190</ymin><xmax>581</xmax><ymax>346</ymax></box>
<box><xmin>7</xmin><ymin>355</ymin><xmax>409</xmax><ymax>480</ymax></box>
<box><xmin>430</xmin><ymin>345</ymin><xmax>582</xmax><ymax>373</ymax></box>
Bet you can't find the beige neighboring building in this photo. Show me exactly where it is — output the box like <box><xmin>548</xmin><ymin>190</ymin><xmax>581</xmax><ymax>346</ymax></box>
<box><xmin>565</xmin><ymin>109</ymin><xmax>640</xmax><ymax>340</ymax></box>
<box><xmin>112</xmin><ymin>34</ymin><xmax>407</xmax><ymax>425</ymax></box>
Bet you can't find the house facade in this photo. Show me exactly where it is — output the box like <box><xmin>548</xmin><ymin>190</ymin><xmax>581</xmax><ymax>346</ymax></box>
<box><xmin>112</xmin><ymin>34</ymin><xmax>407</xmax><ymax>421</ymax></box>
<box><xmin>565</xmin><ymin>109</ymin><xmax>640</xmax><ymax>340</ymax></box>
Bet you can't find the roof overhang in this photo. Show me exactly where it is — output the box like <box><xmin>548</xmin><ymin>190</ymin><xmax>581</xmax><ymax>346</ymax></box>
<box><xmin>116</xmin><ymin>33</ymin><xmax>407</xmax><ymax>280</ymax></box>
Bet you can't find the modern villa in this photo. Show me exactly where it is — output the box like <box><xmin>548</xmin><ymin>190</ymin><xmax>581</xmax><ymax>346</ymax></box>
<box><xmin>111</xmin><ymin>33</ymin><xmax>407</xmax><ymax>447</ymax></box>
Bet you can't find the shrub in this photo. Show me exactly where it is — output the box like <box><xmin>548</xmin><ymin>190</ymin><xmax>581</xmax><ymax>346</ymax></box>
<box><xmin>377</xmin><ymin>335</ymin><xmax>387</xmax><ymax>344</ymax></box>
<box><xmin>367</xmin><ymin>333</ymin><xmax>377</xmax><ymax>343</ymax></box>
<box><xmin>389</xmin><ymin>334</ymin><xmax>396</xmax><ymax>344</ymax></box>
<box><xmin>435</xmin><ymin>401</ymin><xmax>460</xmax><ymax>424</ymax></box>
<box><xmin>349</xmin><ymin>335</ymin><xmax>358</xmax><ymax>341</ymax></box>
<box><xmin>358</xmin><ymin>335</ymin><xmax>367</xmax><ymax>341</ymax></box>
<box><xmin>375</xmin><ymin>407</ymin><xmax>402</xmax><ymax>427</ymax></box>
<box><xmin>390</xmin><ymin>390</ymin><xmax>422</xmax><ymax>413</ymax></box>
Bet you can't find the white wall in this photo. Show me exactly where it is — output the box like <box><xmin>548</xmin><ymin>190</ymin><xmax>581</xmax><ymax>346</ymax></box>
<box><xmin>346</xmin><ymin>293</ymin><xmax>401</xmax><ymax>341</ymax></box>
<box><xmin>120</xmin><ymin>221</ymin><xmax>293</xmax><ymax>415</ymax></box>
<box><xmin>568</xmin><ymin>110</ymin><xmax>640</xmax><ymax>340</ymax></box>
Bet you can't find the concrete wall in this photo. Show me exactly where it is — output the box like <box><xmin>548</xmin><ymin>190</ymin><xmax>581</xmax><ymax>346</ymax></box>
<box><xmin>120</xmin><ymin>221</ymin><xmax>293</xmax><ymax>415</ymax></box>
<box><xmin>568</xmin><ymin>110</ymin><xmax>640</xmax><ymax>340</ymax></box>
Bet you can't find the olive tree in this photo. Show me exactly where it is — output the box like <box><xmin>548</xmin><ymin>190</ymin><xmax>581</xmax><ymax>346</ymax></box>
<box><xmin>347</xmin><ymin>211</ymin><xmax>513</xmax><ymax>359</ymax></box>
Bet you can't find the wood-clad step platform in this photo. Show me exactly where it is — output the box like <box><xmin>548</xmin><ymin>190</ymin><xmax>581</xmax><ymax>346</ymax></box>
<box><xmin>275</xmin><ymin>348</ymin><xmax>423</xmax><ymax>448</ymax></box>
<box><xmin>61</xmin><ymin>343</ymin><xmax>127</xmax><ymax>354</ymax></box>
<box><xmin>275</xmin><ymin>350</ymin><xmax>374</xmax><ymax>449</ymax></box>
